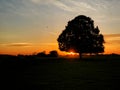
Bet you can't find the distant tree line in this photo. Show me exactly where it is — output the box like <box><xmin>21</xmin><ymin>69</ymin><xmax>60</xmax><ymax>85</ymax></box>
<box><xmin>0</xmin><ymin>50</ymin><xmax>58</xmax><ymax>61</ymax></box>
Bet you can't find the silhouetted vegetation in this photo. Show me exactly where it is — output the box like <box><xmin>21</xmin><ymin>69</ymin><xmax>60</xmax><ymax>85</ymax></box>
<box><xmin>48</xmin><ymin>50</ymin><xmax>58</xmax><ymax>57</ymax></box>
<box><xmin>36</xmin><ymin>50</ymin><xmax>58</xmax><ymax>57</ymax></box>
<box><xmin>57</xmin><ymin>15</ymin><xmax>105</xmax><ymax>59</ymax></box>
<box><xmin>36</xmin><ymin>51</ymin><xmax>47</xmax><ymax>57</ymax></box>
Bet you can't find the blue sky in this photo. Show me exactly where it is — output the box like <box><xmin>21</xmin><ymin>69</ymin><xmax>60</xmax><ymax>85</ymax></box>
<box><xmin>0</xmin><ymin>0</ymin><xmax>120</xmax><ymax>54</ymax></box>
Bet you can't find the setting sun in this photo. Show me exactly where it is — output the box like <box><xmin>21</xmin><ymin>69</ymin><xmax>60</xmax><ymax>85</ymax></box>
<box><xmin>69</xmin><ymin>52</ymin><xmax>76</xmax><ymax>55</ymax></box>
<box><xmin>66</xmin><ymin>51</ymin><xmax>79</xmax><ymax>56</ymax></box>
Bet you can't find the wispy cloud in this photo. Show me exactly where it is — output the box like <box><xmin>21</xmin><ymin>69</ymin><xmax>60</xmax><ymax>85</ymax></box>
<box><xmin>69</xmin><ymin>0</ymin><xmax>96</xmax><ymax>11</ymax></box>
<box><xmin>0</xmin><ymin>42</ymin><xmax>58</xmax><ymax>47</ymax></box>
<box><xmin>31</xmin><ymin>0</ymin><xmax>41</xmax><ymax>3</ymax></box>
<box><xmin>0</xmin><ymin>43</ymin><xmax>32</xmax><ymax>47</ymax></box>
<box><xmin>104</xmin><ymin>34</ymin><xmax>120</xmax><ymax>38</ymax></box>
<box><xmin>52</xmin><ymin>1</ymin><xmax>74</xmax><ymax>12</ymax></box>
<box><xmin>30</xmin><ymin>0</ymin><xmax>54</xmax><ymax>4</ymax></box>
<box><xmin>0</xmin><ymin>0</ymin><xmax>41</xmax><ymax>17</ymax></box>
<box><xmin>104</xmin><ymin>34</ymin><xmax>120</xmax><ymax>44</ymax></box>
<box><xmin>104</xmin><ymin>33</ymin><xmax>120</xmax><ymax>54</ymax></box>
<box><xmin>29</xmin><ymin>0</ymin><xmax>97</xmax><ymax>13</ymax></box>
<box><xmin>51</xmin><ymin>0</ymin><xmax>96</xmax><ymax>12</ymax></box>
<box><xmin>1</xmin><ymin>0</ymin><xmax>118</xmax><ymax>18</ymax></box>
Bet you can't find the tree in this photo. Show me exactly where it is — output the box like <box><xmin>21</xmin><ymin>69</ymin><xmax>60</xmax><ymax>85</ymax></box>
<box><xmin>57</xmin><ymin>15</ymin><xmax>105</xmax><ymax>59</ymax></box>
<box><xmin>36</xmin><ymin>51</ymin><xmax>46</xmax><ymax>57</ymax></box>
<box><xmin>49</xmin><ymin>50</ymin><xmax>58</xmax><ymax>57</ymax></box>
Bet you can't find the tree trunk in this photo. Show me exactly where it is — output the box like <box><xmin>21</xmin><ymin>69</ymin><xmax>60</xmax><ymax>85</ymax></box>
<box><xmin>79</xmin><ymin>52</ymin><xmax>82</xmax><ymax>59</ymax></box>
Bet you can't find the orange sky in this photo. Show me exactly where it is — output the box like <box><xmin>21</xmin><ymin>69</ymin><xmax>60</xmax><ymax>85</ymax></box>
<box><xmin>0</xmin><ymin>34</ymin><xmax>120</xmax><ymax>55</ymax></box>
<box><xmin>104</xmin><ymin>34</ymin><xmax>120</xmax><ymax>54</ymax></box>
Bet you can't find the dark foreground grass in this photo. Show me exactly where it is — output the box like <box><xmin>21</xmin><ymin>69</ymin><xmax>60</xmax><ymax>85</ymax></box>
<box><xmin>0</xmin><ymin>55</ymin><xmax>120</xmax><ymax>90</ymax></box>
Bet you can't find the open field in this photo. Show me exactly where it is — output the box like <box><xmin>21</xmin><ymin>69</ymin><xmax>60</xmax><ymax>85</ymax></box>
<box><xmin>0</xmin><ymin>55</ymin><xmax>120</xmax><ymax>90</ymax></box>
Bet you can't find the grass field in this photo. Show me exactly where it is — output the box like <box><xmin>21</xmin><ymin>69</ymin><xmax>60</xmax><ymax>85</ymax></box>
<box><xmin>0</xmin><ymin>55</ymin><xmax>120</xmax><ymax>90</ymax></box>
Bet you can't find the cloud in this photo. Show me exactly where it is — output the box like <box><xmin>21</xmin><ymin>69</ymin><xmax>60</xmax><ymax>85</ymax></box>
<box><xmin>104</xmin><ymin>34</ymin><xmax>120</xmax><ymax>38</ymax></box>
<box><xmin>1</xmin><ymin>0</ymin><xmax>114</xmax><ymax>18</ymax></box>
<box><xmin>5</xmin><ymin>43</ymin><xmax>32</xmax><ymax>47</ymax></box>
<box><xmin>52</xmin><ymin>1</ymin><xmax>74</xmax><ymax>12</ymax></box>
<box><xmin>52</xmin><ymin>0</ymin><xmax>96</xmax><ymax>12</ymax></box>
<box><xmin>0</xmin><ymin>0</ymin><xmax>41</xmax><ymax>17</ymax></box>
<box><xmin>70</xmin><ymin>0</ymin><xmax>96</xmax><ymax>11</ymax></box>
<box><xmin>31</xmin><ymin>0</ymin><xmax>41</xmax><ymax>3</ymax></box>
<box><xmin>104</xmin><ymin>34</ymin><xmax>120</xmax><ymax>44</ymax></box>
<box><xmin>30</xmin><ymin>0</ymin><xmax>54</xmax><ymax>4</ymax></box>
<box><xmin>0</xmin><ymin>42</ymin><xmax>58</xmax><ymax>47</ymax></box>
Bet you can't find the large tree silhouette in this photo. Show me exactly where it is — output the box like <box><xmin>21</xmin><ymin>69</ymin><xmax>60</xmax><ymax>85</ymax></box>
<box><xmin>57</xmin><ymin>15</ymin><xmax>105</xmax><ymax>59</ymax></box>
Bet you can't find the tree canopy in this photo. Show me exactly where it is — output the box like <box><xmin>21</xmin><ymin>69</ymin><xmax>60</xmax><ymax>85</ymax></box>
<box><xmin>57</xmin><ymin>15</ymin><xmax>105</xmax><ymax>58</ymax></box>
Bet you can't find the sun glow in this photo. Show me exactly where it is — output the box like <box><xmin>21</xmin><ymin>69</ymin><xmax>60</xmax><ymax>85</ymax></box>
<box><xmin>67</xmin><ymin>51</ymin><xmax>79</xmax><ymax>56</ymax></box>
<box><xmin>69</xmin><ymin>52</ymin><xmax>76</xmax><ymax>55</ymax></box>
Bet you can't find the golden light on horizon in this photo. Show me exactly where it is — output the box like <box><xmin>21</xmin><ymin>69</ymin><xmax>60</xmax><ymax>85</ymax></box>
<box><xmin>66</xmin><ymin>51</ymin><xmax>79</xmax><ymax>56</ymax></box>
<box><xmin>68</xmin><ymin>52</ymin><xmax>76</xmax><ymax>55</ymax></box>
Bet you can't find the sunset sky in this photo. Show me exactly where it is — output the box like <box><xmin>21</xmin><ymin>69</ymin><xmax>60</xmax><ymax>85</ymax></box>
<box><xmin>0</xmin><ymin>0</ymin><xmax>120</xmax><ymax>55</ymax></box>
